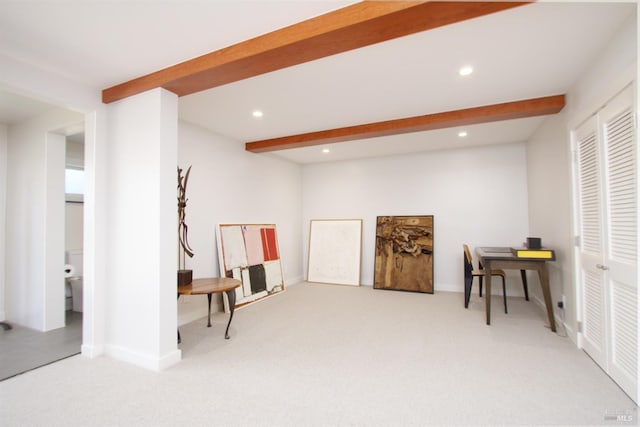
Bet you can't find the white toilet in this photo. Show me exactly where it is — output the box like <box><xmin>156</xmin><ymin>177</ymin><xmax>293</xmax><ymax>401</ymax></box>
<box><xmin>65</xmin><ymin>250</ymin><xmax>83</xmax><ymax>312</ymax></box>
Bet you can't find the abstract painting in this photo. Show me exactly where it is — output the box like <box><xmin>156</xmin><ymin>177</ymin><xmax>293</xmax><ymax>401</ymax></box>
<box><xmin>217</xmin><ymin>224</ymin><xmax>285</xmax><ymax>310</ymax></box>
<box><xmin>374</xmin><ymin>215</ymin><xmax>434</xmax><ymax>293</ymax></box>
<box><xmin>307</xmin><ymin>219</ymin><xmax>362</xmax><ymax>286</ymax></box>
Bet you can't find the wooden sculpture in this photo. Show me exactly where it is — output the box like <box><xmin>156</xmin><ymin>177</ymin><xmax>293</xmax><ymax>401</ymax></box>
<box><xmin>177</xmin><ymin>166</ymin><xmax>194</xmax><ymax>285</ymax></box>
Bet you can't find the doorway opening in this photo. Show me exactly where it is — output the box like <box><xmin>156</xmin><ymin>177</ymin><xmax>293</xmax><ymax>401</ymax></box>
<box><xmin>0</xmin><ymin>126</ymin><xmax>85</xmax><ymax>381</ymax></box>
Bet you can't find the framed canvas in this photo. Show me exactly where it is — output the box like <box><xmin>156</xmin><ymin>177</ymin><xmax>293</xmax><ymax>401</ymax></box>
<box><xmin>217</xmin><ymin>224</ymin><xmax>285</xmax><ymax>310</ymax></box>
<box><xmin>307</xmin><ymin>219</ymin><xmax>362</xmax><ymax>286</ymax></box>
<box><xmin>374</xmin><ymin>215</ymin><xmax>434</xmax><ymax>293</ymax></box>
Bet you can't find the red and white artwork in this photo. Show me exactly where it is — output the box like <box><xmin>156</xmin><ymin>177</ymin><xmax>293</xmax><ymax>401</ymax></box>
<box><xmin>217</xmin><ymin>224</ymin><xmax>285</xmax><ymax>310</ymax></box>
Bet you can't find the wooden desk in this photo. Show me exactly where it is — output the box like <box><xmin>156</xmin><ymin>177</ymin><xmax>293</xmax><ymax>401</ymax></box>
<box><xmin>476</xmin><ymin>247</ymin><xmax>556</xmax><ymax>332</ymax></box>
<box><xmin>177</xmin><ymin>277</ymin><xmax>241</xmax><ymax>340</ymax></box>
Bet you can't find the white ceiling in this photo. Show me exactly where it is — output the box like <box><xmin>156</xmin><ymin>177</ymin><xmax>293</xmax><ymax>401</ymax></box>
<box><xmin>0</xmin><ymin>1</ymin><xmax>635</xmax><ymax>164</ymax></box>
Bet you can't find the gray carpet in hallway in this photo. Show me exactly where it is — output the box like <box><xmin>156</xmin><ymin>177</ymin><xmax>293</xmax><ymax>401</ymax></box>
<box><xmin>0</xmin><ymin>310</ymin><xmax>82</xmax><ymax>381</ymax></box>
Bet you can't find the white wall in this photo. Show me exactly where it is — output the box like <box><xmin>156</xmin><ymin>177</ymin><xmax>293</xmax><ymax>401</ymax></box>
<box><xmin>302</xmin><ymin>142</ymin><xmax>530</xmax><ymax>294</ymax></box>
<box><xmin>5</xmin><ymin>108</ymin><xmax>83</xmax><ymax>331</ymax></box>
<box><xmin>526</xmin><ymin>13</ymin><xmax>636</xmax><ymax>340</ymax></box>
<box><xmin>526</xmin><ymin>110</ymin><xmax>575</xmax><ymax>332</ymax></box>
<box><xmin>177</xmin><ymin>121</ymin><xmax>303</xmax><ymax>324</ymax></box>
<box><xmin>0</xmin><ymin>124</ymin><xmax>6</xmax><ymax>321</ymax></box>
<box><xmin>105</xmin><ymin>88</ymin><xmax>180</xmax><ymax>370</ymax></box>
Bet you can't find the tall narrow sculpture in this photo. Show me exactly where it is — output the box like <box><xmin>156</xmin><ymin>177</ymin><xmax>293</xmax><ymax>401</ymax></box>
<box><xmin>177</xmin><ymin>166</ymin><xmax>194</xmax><ymax>285</ymax></box>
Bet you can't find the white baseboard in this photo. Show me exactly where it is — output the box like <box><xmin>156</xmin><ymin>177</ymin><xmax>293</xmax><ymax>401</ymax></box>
<box><xmin>81</xmin><ymin>343</ymin><xmax>105</xmax><ymax>358</ymax></box>
<box><xmin>433</xmin><ymin>282</ymin><xmax>527</xmax><ymax>297</ymax></box>
<box><xmin>433</xmin><ymin>283</ymin><xmax>508</xmax><ymax>295</ymax></box>
<box><xmin>104</xmin><ymin>344</ymin><xmax>181</xmax><ymax>372</ymax></box>
<box><xmin>435</xmin><ymin>283</ymin><xmax>462</xmax><ymax>293</ymax></box>
<box><xmin>156</xmin><ymin>349</ymin><xmax>182</xmax><ymax>371</ymax></box>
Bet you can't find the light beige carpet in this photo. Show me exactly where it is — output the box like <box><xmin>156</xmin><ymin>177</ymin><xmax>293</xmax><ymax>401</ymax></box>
<box><xmin>0</xmin><ymin>283</ymin><xmax>636</xmax><ymax>426</ymax></box>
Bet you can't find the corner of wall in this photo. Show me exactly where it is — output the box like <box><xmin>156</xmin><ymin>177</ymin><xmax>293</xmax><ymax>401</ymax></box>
<box><xmin>526</xmin><ymin>9</ymin><xmax>636</xmax><ymax>348</ymax></box>
<box><xmin>286</xmin><ymin>274</ymin><xmax>305</xmax><ymax>287</ymax></box>
<box><xmin>531</xmin><ymin>293</ymin><xmax>577</xmax><ymax>345</ymax></box>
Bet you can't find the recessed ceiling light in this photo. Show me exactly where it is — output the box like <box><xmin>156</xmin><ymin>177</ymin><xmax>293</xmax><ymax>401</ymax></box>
<box><xmin>458</xmin><ymin>131</ymin><xmax>468</xmax><ymax>137</ymax></box>
<box><xmin>458</xmin><ymin>66</ymin><xmax>473</xmax><ymax>76</ymax></box>
<box><xmin>252</xmin><ymin>110</ymin><xmax>263</xmax><ymax>118</ymax></box>
<box><xmin>322</xmin><ymin>148</ymin><xmax>330</xmax><ymax>154</ymax></box>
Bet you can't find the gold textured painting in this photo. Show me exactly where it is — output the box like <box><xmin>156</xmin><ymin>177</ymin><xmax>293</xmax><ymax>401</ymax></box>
<box><xmin>374</xmin><ymin>215</ymin><xmax>434</xmax><ymax>293</ymax></box>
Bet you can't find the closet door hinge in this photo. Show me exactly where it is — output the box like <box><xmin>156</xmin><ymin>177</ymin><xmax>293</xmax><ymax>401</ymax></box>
<box><xmin>574</xmin><ymin>235</ymin><xmax>581</xmax><ymax>247</ymax></box>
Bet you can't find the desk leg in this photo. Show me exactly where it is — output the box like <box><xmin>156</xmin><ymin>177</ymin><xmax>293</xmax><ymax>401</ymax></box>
<box><xmin>177</xmin><ymin>294</ymin><xmax>181</xmax><ymax>344</ymax></box>
<box><xmin>520</xmin><ymin>269</ymin><xmax>530</xmax><ymax>301</ymax></box>
<box><xmin>207</xmin><ymin>293</ymin><xmax>213</xmax><ymax>327</ymax></box>
<box><xmin>484</xmin><ymin>261</ymin><xmax>492</xmax><ymax>325</ymax></box>
<box><xmin>224</xmin><ymin>289</ymin><xmax>236</xmax><ymax>340</ymax></box>
<box><xmin>537</xmin><ymin>264</ymin><xmax>556</xmax><ymax>332</ymax></box>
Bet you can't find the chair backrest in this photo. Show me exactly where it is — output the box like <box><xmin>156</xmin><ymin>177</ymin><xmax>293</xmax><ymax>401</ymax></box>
<box><xmin>463</xmin><ymin>244</ymin><xmax>474</xmax><ymax>277</ymax></box>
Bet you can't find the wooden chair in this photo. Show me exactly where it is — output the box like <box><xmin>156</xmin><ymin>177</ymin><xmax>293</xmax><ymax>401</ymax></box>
<box><xmin>477</xmin><ymin>261</ymin><xmax>530</xmax><ymax>302</ymax></box>
<box><xmin>463</xmin><ymin>244</ymin><xmax>508</xmax><ymax>313</ymax></box>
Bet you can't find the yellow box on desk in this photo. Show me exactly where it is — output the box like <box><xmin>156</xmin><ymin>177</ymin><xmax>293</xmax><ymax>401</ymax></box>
<box><xmin>511</xmin><ymin>248</ymin><xmax>556</xmax><ymax>260</ymax></box>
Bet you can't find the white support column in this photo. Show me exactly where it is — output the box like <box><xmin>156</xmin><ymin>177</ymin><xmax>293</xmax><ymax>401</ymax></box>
<box><xmin>81</xmin><ymin>107</ymin><xmax>108</xmax><ymax>357</ymax></box>
<box><xmin>105</xmin><ymin>88</ymin><xmax>180</xmax><ymax>371</ymax></box>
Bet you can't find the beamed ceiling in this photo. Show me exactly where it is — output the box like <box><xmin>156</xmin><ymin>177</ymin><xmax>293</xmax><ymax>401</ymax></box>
<box><xmin>102</xmin><ymin>1</ymin><xmax>570</xmax><ymax>154</ymax></box>
<box><xmin>102</xmin><ymin>2</ymin><xmax>528</xmax><ymax>102</ymax></box>
<box><xmin>1</xmin><ymin>1</ymin><xmax>634</xmax><ymax>163</ymax></box>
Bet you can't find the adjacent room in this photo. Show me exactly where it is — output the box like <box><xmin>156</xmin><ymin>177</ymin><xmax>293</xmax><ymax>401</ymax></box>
<box><xmin>0</xmin><ymin>1</ymin><xmax>637</xmax><ymax>425</ymax></box>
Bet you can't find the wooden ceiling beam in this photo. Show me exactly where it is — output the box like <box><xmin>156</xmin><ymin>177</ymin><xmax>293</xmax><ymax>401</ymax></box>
<box><xmin>245</xmin><ymin>95</ymin><xmax>566</xmax><ymax>153</ymax></box>
<box><xmin>102</xmin><ymin>1</ymin><xmax>528</xmax><ymax>104</ymax></box>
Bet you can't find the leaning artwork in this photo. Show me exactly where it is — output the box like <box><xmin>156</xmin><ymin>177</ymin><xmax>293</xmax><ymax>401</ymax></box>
<box><xmin>217</xmin><ymin>224</ymin><xmax>286</xmax><ymax>310</ymax></box>
<box><xmin>374</xmin><ymin>215</ymin><xmax>434</xmax><ymax>293</ymax></box>
<box><xmin>307</xmin><ymin>219</ymin><xmax>362</xmax><ymax>286</ymax></box>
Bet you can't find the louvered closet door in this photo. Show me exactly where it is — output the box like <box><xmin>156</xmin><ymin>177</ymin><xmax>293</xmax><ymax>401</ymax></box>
<box><xmin>574</xmin><ymin>84</ymin><xmax>637</xmax><ymax>403</ymax></box>
<box><xmin>575</xmin><ymin>115</ymin><xmax>607</xmax><ymax>369</ymax></box>
<box><xmin>600</xmin><ymin>86</ymin><xmax>637</xmax><ymax>402</ymax></box>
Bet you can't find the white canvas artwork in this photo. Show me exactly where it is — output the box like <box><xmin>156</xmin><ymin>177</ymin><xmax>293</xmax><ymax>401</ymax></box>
<box><xmin>307</xmin><ymin>219</ymin><xmax>362</xmax><ymax>286</ymax></box>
